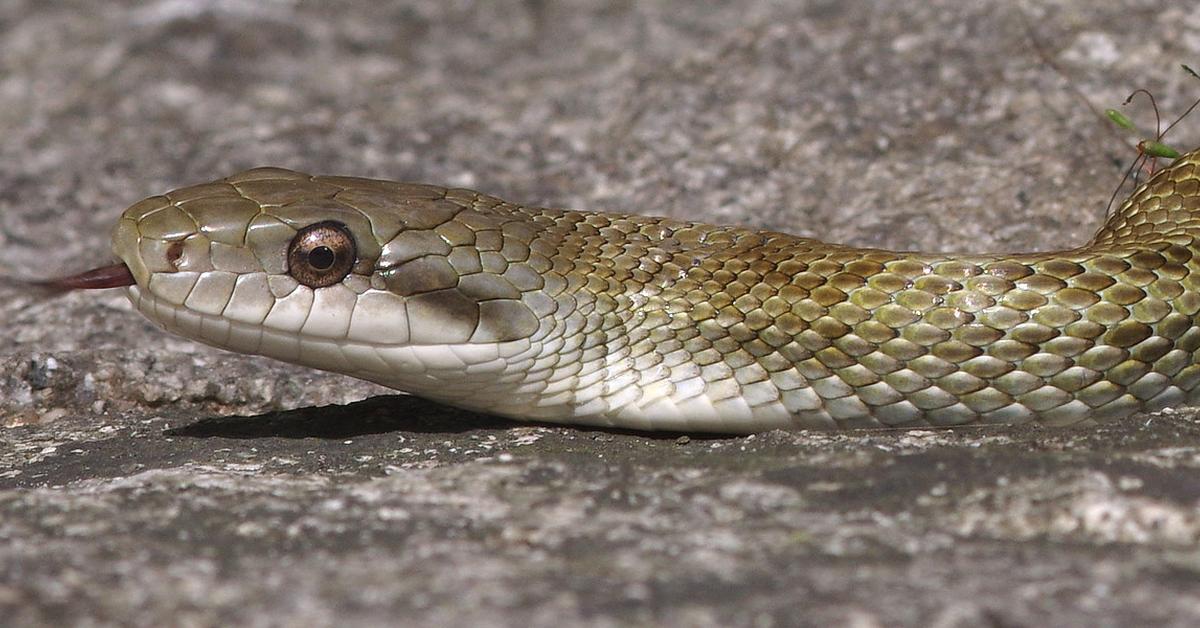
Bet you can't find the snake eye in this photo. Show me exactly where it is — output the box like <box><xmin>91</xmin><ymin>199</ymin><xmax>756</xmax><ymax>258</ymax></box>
<box><xmin>287</xmin><ymin>221</ymin><xmax>357</xmax><ymax>288</ymax></box>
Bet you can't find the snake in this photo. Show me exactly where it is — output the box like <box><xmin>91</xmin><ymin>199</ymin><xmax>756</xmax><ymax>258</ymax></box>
<box><xmin>45</xmin><ymin>149</ymin><xmax>1200</xmax><ymax>433</ymax></box>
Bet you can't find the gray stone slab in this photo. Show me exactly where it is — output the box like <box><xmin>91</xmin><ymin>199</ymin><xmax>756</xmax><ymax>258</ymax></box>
<box><xmin>2</xmin><ymin>1</ymin><xmax>1199</xmax><ymax>626</ymax></box>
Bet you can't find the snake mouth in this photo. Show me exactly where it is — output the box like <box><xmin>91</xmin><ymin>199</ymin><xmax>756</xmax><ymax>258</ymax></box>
<box><xmin>35</xmin><ymin>263</ymin><xmax>137</xmax><ymax>291</ymax></box>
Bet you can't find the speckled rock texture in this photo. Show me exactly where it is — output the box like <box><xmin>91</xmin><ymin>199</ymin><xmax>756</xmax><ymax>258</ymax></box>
<box><xmin>2</xmin><ymin>1</ymin><xmax>1200</xmax><ymax>626</ymax></box>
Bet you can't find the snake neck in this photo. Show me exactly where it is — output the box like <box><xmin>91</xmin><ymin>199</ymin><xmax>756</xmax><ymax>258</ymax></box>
<box><xmin>436</xmin><ymin>152</ymin><xmax>1200</xmax><ymax>431</ymax></box>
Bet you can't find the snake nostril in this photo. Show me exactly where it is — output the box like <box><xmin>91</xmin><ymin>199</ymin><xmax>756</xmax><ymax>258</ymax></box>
<box><xmin>166</xmin><ymin>240</ymin><xmax>185</xmax><ymax>270</ymax></box>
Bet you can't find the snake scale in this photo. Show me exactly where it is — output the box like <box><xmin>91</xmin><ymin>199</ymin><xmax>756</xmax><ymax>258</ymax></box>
<box><xmin>79</xmin><ymin>149</ymin><xmax>1200</xmax><ymax>432</ymax></box>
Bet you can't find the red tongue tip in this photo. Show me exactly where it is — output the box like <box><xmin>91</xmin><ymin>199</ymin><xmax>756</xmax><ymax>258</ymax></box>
<box><xmin>33</xmin><ymin>263</ymin><xmax>137</xmax><ymax>291</ymax></box>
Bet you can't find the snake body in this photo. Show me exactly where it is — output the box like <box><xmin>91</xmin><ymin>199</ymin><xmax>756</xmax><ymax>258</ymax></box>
<box><xmin>110</xmin><ymin>151</ymin><xmax>1200</xmax><ymax>432</ymax></box>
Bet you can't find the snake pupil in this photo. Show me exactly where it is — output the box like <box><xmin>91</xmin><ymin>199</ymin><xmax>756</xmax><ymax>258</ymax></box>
<box><xmin>286</xmin><ymin>221</ymin><xmax>357</xmax><ymax>288</ymax></box>
<box><xmin>308</xmin><ymin>246</ymin><xmax>336</xmax><ymax>270</ymax></box>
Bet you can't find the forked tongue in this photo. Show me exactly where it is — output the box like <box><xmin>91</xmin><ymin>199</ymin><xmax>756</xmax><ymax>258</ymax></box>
<box><xmin>4</xmin><ymin>263</ymin><xmax>137</xmax><ymax>293</ymax></box>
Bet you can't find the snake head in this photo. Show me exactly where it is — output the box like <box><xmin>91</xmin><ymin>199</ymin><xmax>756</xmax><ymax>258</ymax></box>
<box><xmin>104</xmin><ymin>167</ymin><xmax>550</xmax><ymax>397</ymax></box>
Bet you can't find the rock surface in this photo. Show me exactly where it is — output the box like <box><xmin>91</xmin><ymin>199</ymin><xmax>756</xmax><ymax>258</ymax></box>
<box><xmin>3</xmin><ymin>0</ymin><xmax>1200</xmax><ymax>626</ymax></box>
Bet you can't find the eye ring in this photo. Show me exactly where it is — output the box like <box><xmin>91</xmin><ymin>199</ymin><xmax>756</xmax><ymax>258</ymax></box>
<box><xmin>287</xmin><ymin>221</ymin><xmax>357</xmax><ymax>288</ymax></box>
